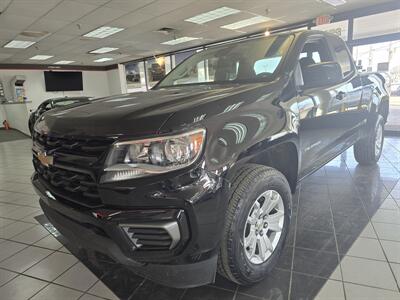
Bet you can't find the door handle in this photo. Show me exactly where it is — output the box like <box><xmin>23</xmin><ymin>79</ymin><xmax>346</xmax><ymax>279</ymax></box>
<box><xmin>336</xmin><ymin>91</ymin><xmax>346</xmax><ymax>100</ymax></box>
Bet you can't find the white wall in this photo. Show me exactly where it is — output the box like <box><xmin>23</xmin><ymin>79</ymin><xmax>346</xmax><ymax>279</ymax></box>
<box><xmin>0</xmin><ymin>69</ymin><xmax>111</xmax><ymax>111</ymax></box>
<box><xmin>0</xmin><ymin>68</ymin><xmax>119</xmax><ymax>134</ymax></box>
<box><xmin>107</xmin><ymin>64</ymin><xmax>127</xmax><ymax>95</ymax></box>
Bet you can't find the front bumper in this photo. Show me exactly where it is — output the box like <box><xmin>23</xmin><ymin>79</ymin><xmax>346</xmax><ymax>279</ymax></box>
<box><xmin>32</xmin><ymin>172</ymin><xmax>225</xmax><ymax>288</ymax></box>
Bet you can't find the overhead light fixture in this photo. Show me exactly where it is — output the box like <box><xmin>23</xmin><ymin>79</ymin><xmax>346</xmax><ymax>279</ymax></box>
<box><xmin>185</xmin><ymin>7</ymin><xmax>240</xmax><ymax>24</ymax></box>
<box><xmin>83</xmin><ymin>26</ymin><xmax>124</xmax><ymax>39</ymax></box>
<box><xmin>3</xmin><ymin>40</ymin><xmax>36</xmax><ymax>49</ymax></box>
<box><xmin>221</xmin><ymin>16</ymin><xmax>272</xmax><ymax>30</ymax></box>
<box><xmin>94</xmin><ymin>57</ymin><xmax>113</xmax><ymax>62</ymax></box>
<box><xmin>29</xmin><ymin>55</ymin><xmax>53</xmax><ymax>60</ymax></box>
<box><xmin>90</xmin><ymin>47</ymin><xmax>119</xmax><ymax>54</ymax></box>
<box><xmin>162</xmin><ymin>37</ymin><xmax>200</xmax><ymax>45</ymax></box>
<box><xmin>321</xmin><ymin>0</ymin><xmax>346</xmax><ymax>6</ymax></box>
<box><xmin>54</xmin><ymin>60</ymin><xmax>75</xmax><ymax>65</ymax></box>
<box><xmin>264</xmin><ymin>30</ymin><xmax>271</xmax><ymax>36</ymax></box>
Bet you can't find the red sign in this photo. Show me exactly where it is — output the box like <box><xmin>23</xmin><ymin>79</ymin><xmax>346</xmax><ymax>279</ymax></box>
<box><xmin>315</xmin><ymin>15</ymin><xmax>331</xmax><ymax>26</ymax></box>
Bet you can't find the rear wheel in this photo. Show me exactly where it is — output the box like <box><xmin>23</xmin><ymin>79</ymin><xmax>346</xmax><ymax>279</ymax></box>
<box><xmin>217</xmin><ymin>165</ymin><xmax>291</xmax><ymax>285</ymax></box>
<box><xmin>354</xmin><ymin>116</ymin><xmax>384</xmax><ymax>165</ymax></box>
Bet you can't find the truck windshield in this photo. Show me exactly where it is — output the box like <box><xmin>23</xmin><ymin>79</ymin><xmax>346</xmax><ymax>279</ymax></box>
<box><xmin>156</xmin><ymin>34</ymin><xmax>294</xmax><ymax>88</ymax></box>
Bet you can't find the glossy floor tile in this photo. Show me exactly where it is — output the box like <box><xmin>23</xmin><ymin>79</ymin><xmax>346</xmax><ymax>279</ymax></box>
<box><xmin>1</xmin><ymin>136</ymin><xmax>400</xmax><ymax>299</ymax></box>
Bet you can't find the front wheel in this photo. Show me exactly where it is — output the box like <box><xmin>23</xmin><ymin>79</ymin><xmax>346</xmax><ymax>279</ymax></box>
<box><xmin>217</xmin><ymin>165</ymin><xmax>291</xmax><ymax>285</ymax></box>
<box><xmin>354</xmin><ymin>115</ymin><xmax>384</xmax><ymax>165</ymax></box>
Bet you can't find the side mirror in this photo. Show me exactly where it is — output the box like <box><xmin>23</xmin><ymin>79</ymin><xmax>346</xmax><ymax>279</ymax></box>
<box><xmin>302</xmin><ymin>62</ymin><xmax>343</xmax><ymax>90</ymax></box>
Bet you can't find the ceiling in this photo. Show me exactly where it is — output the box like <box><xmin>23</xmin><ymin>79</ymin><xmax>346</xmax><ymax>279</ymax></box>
<box><xmin>0</xmin><ymin>0</ymin><xmax>394</xmax><ymax>66</ymax></box>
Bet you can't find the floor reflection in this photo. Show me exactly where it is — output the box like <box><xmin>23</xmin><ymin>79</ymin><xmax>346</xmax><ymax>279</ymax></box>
<box><xmin>36</xmin><ymin>137</ymin><xmax>400</xmax><ymax>300</ymax></box>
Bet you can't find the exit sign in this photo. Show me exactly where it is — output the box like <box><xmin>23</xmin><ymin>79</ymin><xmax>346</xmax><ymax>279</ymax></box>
<box><xmin>315</xmin><ymin>15</ymin><xmax>331</xmax><ymax>26</ymax></box>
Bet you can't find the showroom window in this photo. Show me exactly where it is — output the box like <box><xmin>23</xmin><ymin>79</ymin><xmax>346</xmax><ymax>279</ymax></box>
<box><xmin>312</xmin><ymin>20</ymin><xmax>349</xmax><ymax>41</ymax></box>
<box><xmin>125</xmin><ymin>62</ymin><xmax>142</xmax><ymax>90</ymax></box>
<box><xmin>353</xmin><ymin>10</ymin><xmax>400</xmax><ymax>40</ymax></box>
<box><xmin>145</xmin><ymin>56</ymin><xmax>167</xmax><ymax>89</ymax></box>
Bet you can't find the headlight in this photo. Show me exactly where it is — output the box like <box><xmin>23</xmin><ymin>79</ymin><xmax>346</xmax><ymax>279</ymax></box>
<box><xmin>102</xmin><ymin>128</ymin><xmax>206</xmax><ymax>182</ymax></box>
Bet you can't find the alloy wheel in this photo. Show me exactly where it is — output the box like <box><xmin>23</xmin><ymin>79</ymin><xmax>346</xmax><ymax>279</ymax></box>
<box><xmin>243</xmin><ymin>190</ymin><xmax>285</xmax><ymax>264</ymax></box>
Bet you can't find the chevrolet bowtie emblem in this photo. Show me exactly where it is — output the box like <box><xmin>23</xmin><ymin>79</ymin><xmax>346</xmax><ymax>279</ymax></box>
<box><xmin>37</xmin><ymin>152</ymin><xmax>54</xmax><ymax>167</ymax></box>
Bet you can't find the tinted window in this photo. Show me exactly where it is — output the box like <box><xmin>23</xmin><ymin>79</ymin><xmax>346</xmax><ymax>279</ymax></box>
<box><xmin>157</xmin><ymin>35</ymin><xmax>294</xmax><ymax>87</ymax></box>
<box><xmin>330</xmin><ymin>36</ymin><xmax>354</xmax><ymax>77</ymax></box>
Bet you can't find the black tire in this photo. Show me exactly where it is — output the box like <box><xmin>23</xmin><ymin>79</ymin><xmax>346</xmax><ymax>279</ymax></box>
<box><xmin>217</xmin><ymin>164</ymin><xmax>292</xmax><ymax>285</ymax></box>
<box><xmin>354</xmin><ymin>115</ymin><xmax>384</xmax><ymax>165</ymax></box>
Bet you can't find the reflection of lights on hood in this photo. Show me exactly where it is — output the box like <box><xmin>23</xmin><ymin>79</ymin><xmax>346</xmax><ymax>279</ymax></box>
<box><xmin>218</xmin><ymin>137</ymin><xmax>228</xmax><ymax>146</ymax></box>
<box><xmin>243</xmin><ymin>113</ymin><xmax>267</xmax><ymax>138</ymax></box>
<box><xmin>193</xmin><ymin>114</ymin><xmax>206</xmax><ymax>122</ymax></box>
<box><xmin>220</xmin><ymin>101</ymin><xmax>244</xmax><ymax>114</ymax></box>
<box><xmin>255</xmin><ymin>93</ymin><xmax>273</xmax><ymax>102</ymax></box>
<box><xmin>116</xmin><ymin>103</ymin><xmax>139</xmax><ymax>109</ymax></box>
<box><xmin>223</xmin><ymin>122</ymin><xmax>247</xmax><ymax>144</ymax></box>
<box><xmin>105</xmin><ymin>96</ymin><xmax>136</xmax><ymax>102</ymax></box>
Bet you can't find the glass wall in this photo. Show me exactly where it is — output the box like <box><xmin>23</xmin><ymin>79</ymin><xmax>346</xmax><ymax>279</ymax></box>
<box><xmin>354</xmin><ymin>41</ymin><xmax>400</xmax><ymax>131</ymax></box>
<box><xmin>144</xmin><ymin>56</ymin><xmax>173</xmax><ymax>89</ymax></box>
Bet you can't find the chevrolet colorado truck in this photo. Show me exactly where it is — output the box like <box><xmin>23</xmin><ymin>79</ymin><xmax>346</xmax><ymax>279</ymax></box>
<box><xmin>31</xmin><ymin>30</ymin><xmax>389</xmax><ymax>288</ymax></box>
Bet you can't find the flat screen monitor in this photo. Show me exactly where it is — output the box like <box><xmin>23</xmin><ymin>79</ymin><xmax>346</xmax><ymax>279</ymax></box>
<box><xmin>44</xmin><ymin>71</ymin><xmax>83</xmax><ymax>92</ymax></box>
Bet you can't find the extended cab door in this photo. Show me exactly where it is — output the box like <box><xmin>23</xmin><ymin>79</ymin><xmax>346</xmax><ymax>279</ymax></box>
<box><xmin>297</xmin><ymin>35</ymin><xmax>362</xmax><ymax>178</ymax></box>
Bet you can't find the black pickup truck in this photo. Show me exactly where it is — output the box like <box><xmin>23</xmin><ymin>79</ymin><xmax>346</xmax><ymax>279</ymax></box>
<box><xmin>31</xmin><ymin>30</ymin><xmax>389</xmax><ymax>288</ymax></box>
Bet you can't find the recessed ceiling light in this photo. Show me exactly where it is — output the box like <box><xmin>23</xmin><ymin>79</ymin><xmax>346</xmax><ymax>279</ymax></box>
<box><xmin>162</xmin><ymin>37</ymin><xmax>200</xmax><ymax>45</ymax></box>
<box><xmin>321</xmin><ymin>0</ymin><xmax>346</xmax><ymax>6</ymax></box>
<box><xmin>29</xmin><ymin>55</ymin><xmax>53</xmax><ymax>60</ymax></box>
<box><xmin>264</xmin><ymin>30</ymin><xmax>271</xmax><ymax>37</ymax></box>
<box><xmin>3</xmin><ymin>40</ymin><xmax>36</xmax><ymax>49</ymax></box>
<box><xmin>89</xmin><ymin>47</ymin><xmax>119</xmax><ymax>54</ymax></box>
<box><xmin>185</xmin><ymin>7</ymin><xmax>240</xmax><ymax>24</ymax></box>
<box><xmin>83</xmin><ymin>26</ymin><xmax>124</xmax><ymax>39</ymax></box>
<box><xmin>94</xmin><ymin>57</ymin><xmax>113</xmax><ymax>63</ymax></box>
<box><xmin>54</xmin><ymin>60</ymin><xmax>75</xmax><ymax>65</ymax></box>
<box><xmin>221</xmin><ymin>16</ymin><xmax>272</xmax><ymax>30</ymax></box>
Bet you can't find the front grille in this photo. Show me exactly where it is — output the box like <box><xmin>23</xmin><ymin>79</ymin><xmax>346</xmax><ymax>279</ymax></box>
<box><xmin>121</xmin><ymin>222</ymin><xmax>181</xmax><ymax>251</ymax></box>
<box><xmin>33</xmin><ymin>132</ymin><xmax>113</xmax><ymax>157</ymax></box>
<box><xmin>32</xmin><ymin>133</ymin><xmax>114</xmax><ymax>208</ymax></box>
<box><xmin>33</xmin><ymin>157</ymin><xmax>102</xmax><ymax>208</ymax></box>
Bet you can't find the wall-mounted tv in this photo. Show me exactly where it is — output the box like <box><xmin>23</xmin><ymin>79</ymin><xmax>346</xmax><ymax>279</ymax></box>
<box><xmin>44</xmin><ymin>71</ymin><xmax>83</xmax><ymax>92</ymax></box>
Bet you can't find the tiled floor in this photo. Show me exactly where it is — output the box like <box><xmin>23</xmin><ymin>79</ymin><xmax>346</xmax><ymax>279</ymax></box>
<box><xmin>1</xmin><ymin>136</ymin><xmax>400</xmax><ymax>300</ymax></box>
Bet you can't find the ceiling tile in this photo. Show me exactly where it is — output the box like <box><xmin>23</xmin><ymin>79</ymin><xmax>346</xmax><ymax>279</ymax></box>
<box><xmin>136</xmin><ymin>0</ymin><xmax>196</xmax><ymax>17</ymax></box>
<box><xmin>28</xmin><ymin>18</ymin><xmax>71</xmax><ymax>33</ymax></box>
<box><xmin>78</xmin><ymin>7</ymin><xmax>128</xmax><ymax>26</ymax></box>
<box><xmin>0</xmin><ymin>0</ymin><xmax>11</xmax><ymax>12</ymax></box>
<box><xmin>104</xmin><ymin>0</ymin><xmax>156</xmax><ymax>11</ymax></box>
<box><xmin>107</xmin><ymin>11</ymin><xmax>154</xmax><ymax>28</ymax></box>
<box><xmin>57</xmin><ymin>23</ymin><xmax>98</xmax><ymax>36</ymax></box>
<box><xmin>4</xmin><ymin>0</ymin><xmax>62</xmax><ymax>17</ymax></box>
<box><xmin>0</xmin><ymin>14</ymin><xmax>37</xmax><ymax>31</ymax></box>
<box><xmin>0</xmin><ymin>28</ymin><xmax>19</xmax><ymax>40</ymax></box>
<box><xmin>44</xmin><ymin>0</ymin><xmax>99</xmax><ymax>22</ymax></box>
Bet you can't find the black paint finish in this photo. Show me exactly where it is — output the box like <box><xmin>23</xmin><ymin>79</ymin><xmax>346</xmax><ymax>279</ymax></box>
<box><xmin>31</xmin><ymin>30</ymin><xmax>389</xmax><ymax>288</ymax></box>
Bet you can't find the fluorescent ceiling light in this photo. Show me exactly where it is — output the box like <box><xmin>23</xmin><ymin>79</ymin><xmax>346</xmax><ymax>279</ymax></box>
<box><xmin>94</xmin><ymin>57</ymin><xmax>113</xmax><ymax>62</ymax></box>
<box><xmin>54</xmin><ymin>60</ymin><xmax>75</xmax><ymax>65</ymax></box>
<box><xmin>221</xmin><ymin>16</ymin><xmax>272</xmax><ymax>30</ymax></box>
<box><xmin>162</xmin><ymin>37</ymin><xmax>200</xmax><ymax>45</ymax></box>
<box><xmin>321</xmin><ymin>0</ymin><xmax>346</xmax><ymax>6</ymax></box>
<box><xmin>29</xmin><ymin>55</ymin><xmax>53</xmax><ymax>60</ymax></box>
<box><xmin>90</xmin><ymin>47</ymin><xmax>119</xmax><ymax>54</ymax></box>
<box><xmin>185</xmin><ymin>7</ymin><xmax>240</xmax><ymax>24</ymax></box>
<box><xmin>84</xmin><ymin>26</ymin><xmax>124</xmax><ymax>39</ymax></box>
<box><xmin>3</xmin><ymin>40</ymin><xmax>36</xmax><ymax>49</ymax></box>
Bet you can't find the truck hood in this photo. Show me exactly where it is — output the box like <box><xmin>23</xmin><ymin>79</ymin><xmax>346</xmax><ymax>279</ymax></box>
<box><xmin>35</xmin><ymin>83</ymin><xmax>280</xmax><ymax>138</ymax></box>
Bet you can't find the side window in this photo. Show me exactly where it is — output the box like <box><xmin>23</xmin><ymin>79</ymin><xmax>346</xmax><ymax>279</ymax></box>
<box><xmin>330</xmin><ymin>36</ymin><xmax>354</xmax><ymax>77</ymax></box>
<box><xmin>299</xmin><ymin>38</ymin><xmax>332</xmax><ymax>79</ymax></box>
<box><xmin>253</xmin><ymin>57</ymin><xmax>282</xmax><ymax>75</ymax></box>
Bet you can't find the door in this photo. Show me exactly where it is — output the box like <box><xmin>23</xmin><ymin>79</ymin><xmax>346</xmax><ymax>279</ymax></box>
<box><xmin>297</xmin><ymin>36</ymin><xmax>361</xmax><ymax>178</ymax></box>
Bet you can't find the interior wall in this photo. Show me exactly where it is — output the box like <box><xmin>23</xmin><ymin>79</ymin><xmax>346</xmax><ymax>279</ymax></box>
<box><xmin>0</xmin><ymin>69</ymin><xmax>111</xmax><ymax>111</ymax></box>
<box><xmin>0</xmin><ymin>69</ymin><xmax>116</xmax><ymax>133</ymax></box>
